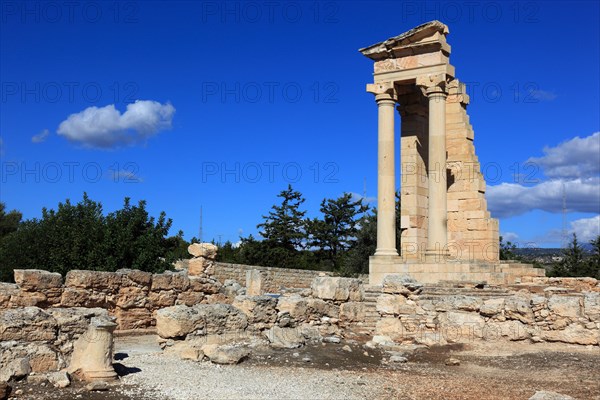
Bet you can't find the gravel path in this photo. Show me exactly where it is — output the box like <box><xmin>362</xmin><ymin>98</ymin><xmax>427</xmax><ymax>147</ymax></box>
<box><xmin>116</xmin><ymin>353</ymin><xmax>390</xmax><ymax>400</ymax></box>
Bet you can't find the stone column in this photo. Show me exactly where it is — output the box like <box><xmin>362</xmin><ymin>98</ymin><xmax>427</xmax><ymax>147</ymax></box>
<box><xmin>418</xmin><ymin>75</ymin><xmax>449</xmax><ymax>262</ymax></box>
<box><xmin>69</xmin><ymin>316</ymin><xmax>118</xmax><ymax>381</ymax></box>
<box><xmin>367</xmin><ymin>82</ymin><xmax>398</xmax><ymax>257</ymax></box>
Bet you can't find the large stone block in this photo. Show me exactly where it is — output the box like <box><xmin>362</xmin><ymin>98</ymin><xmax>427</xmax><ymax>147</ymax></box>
<box><xmin>541</xmin><ymin>323</ymin><xmax>599</xmax><ymax>346</ymax></box>
<box><xmin>548</xmin><ymin>295</ymin><xmax>582</xmax><ymax>319</ymax></box>
<box><xmin>375</xmin><ymin>317</ymin><xmax>404</xmax><ymax>342</ymax></box>
<box><xmin>14</xmin><ymin>269</ymin><xmax>63</xmax><ymax>291</ymax></box>
<box><xmin>584</xmin><ymin>293</ymin><xmax>600</xmax><ymax>322</ymax></box>
<box><xmin>438</xmin><ymin>311</ymin><xmax>485</xmax><ymax>340</ymax></box>
<box><xmin>376</xmin><ymin>294</ymin><xmax>406</xmax><ymax>315</ymax></box>
<box><xmin>232</xmin><ymin>295</ymin><xmax>278</xmax><ymax>327</ymax></box>
<box><xmin>504</xmin><ymin>296</ymin><xmax>535</xmax><ymax>324</ymax></box>
<box><xmin>189</xmin><ymin>276</ymin><xmax>221</xmax><ymax>294</ymax></box>
<box><xmin>0</xmin><ymin>283</ymin><xmax>18</xmax><ymax>307</ymax></box>
<box><xmin>156</xmin><ymin>304</ymin><xmax>248</xmax><ymax>339</ymax></box>
<box><xmin>311</xmin><ymin>277</ymin><xmax>363</xmax><ymax>301</ymax></box>
<box><xmin>116</xmin><ymin>286</ymin><xmax>148</xmax><ymax>309</ymax></box>
<box><xmin>151</xmin><ymin>272</ymin><xmax>190</xmax><ymax>292</ymax></box>
<box><xmin>65</xmin><ymin>270</ymin><xmax>120</xmax><ymax>291</ymax></box>
<box><xmin>188</xmin><ymin>243</ymin><xmax>218</xmax><ymax>259</ymax></box>
<box><xmin>0</xmin><ymin>307</ymin><xmax>57</xmax><ymax>342</ymax></box>
<box><xmin>117</xmin><ymin>269</ymin><xmax>152</xmax><ymax>287</ymax></box>
<box><xmin>277</xmin><ymin>296</ymin><xmax>308</xmax><ymax>320</ymax></box>
<box><xmin>339</xmin><ymin>302</ymin><xmax>366</xmax><ymax>322</ymax></box>
<box><xmin>480</xmin><ymin>298</ymin><xmax>505</xmax><ymax>317</ymax></box>
<box><xmin>114</xmin><ymin>307</ymin><xmax>153</xmax><ymax>330</ymax></box>
<box><xmin>61</xmin><ymin>288</ymin><xmax>107</xmax><ymax>308</ymax></box>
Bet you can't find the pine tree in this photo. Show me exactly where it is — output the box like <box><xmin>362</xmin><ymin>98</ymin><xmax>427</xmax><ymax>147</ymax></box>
<box><xmin>257</xmin><ymin>185</ymin><xmax>307</xmax><ymax>251</ymax></box>
<box><xmin>254</xmin><ymin>185</ymin><xmax>308</xmax><ymax>269</ymax></box>
<box><xmin>308</xmin><ymin>193</ymin><xmax>368</xmax><ymax>270</ymax></box>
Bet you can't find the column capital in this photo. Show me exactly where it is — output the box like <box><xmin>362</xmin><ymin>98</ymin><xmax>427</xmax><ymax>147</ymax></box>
<box><xmin>366</xmin><ymin>82</ymin><xmax>397</xmax><ymax>104</ymax></box>
<box><xmin>416</xmin><ymin>74</ymin><xmax>449</xmax><ymax>98</ymax></box>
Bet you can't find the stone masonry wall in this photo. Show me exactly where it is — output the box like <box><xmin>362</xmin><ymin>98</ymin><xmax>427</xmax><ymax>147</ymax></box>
<box><xmin>1</xmin><ymin>269</ymin><xmax>224</xmax><ymax>330</ymax></box>
<box><xmin>212</xmin><ymin>262</ymin><xmax>337</xmax><ymax>293</ymax></box>
<box><xmin>373</xmin><ymin>276</ymin><xmax>600</xmax><ymax>347</ymax></box>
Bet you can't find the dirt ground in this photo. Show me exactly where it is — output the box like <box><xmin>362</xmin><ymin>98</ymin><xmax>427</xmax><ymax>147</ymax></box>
<box><xmin>6</xmin><ymin>336</ymin><xmax>599</xmax><ymax>400</ymax></box>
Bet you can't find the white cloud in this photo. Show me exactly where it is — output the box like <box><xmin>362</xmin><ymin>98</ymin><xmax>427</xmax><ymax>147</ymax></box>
<box><xmin>536</xmin><ymin>215</ymin><xmax>600</xmax><ymax>246</ymax></box>
<box><xmin>31</xmin><ymin>128</ymin><xmax>49</xmax><ymax>143</ymax></box>
<box><xmin>57</xmin><ymin>100</ymin><xmax>175</xmax><ymax>149</ymax></box>
<box><xmin>570</xmin><ymin>215</ymin><xmax>600</xmax><ymax>243</ymax></box>
<box><xmin>501</xmin><ymin>232</ymin><xmax>519</xmax><ymax>242</ymax></box>
<box><xmin>488</xmin><ymin>177</ymin><xmax>600</xmax><ymax>218</ymax></box>
<box><xmin>527</xmin><ymin>132</ymin><xmax>600</xmax><ymax>179</ymax></box>
<box><xmin>489</xmin><ymin>132</ymin><xmax>600</xmax><ymax>218</ymax></box>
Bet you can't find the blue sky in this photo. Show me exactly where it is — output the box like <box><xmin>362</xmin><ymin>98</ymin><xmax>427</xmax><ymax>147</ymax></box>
<box><xmin>1</xmin><ymin>0</ymin><xmax>599</xmax><ymax>249</ymax></box>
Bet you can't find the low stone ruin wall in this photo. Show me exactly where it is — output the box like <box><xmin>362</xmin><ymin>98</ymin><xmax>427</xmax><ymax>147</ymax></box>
<box><xmin>155</xmin><ymin>276</ymin><xmax>367</xmax><ymax>362</ymax></box>
<box><xmin>211</xmin><ymin>262</ymin><xmax>337</xmax><ymax>293</ymax></box>
<box><xmin>0</xmin><ymin>306</ymin><xmax>107</xmax><ymax>382</ymax></box>
<box><xmin>373</xmin><ymin>276</ymin><xmax>600</xmax><ymax>347</ymax></box>
<box><xmin>0</xmin><ymin>269</ymin><xmax>225</xmax><ymax>330</ymax></box>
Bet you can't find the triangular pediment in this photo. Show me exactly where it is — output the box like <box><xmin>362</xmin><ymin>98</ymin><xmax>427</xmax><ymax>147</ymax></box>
<box><xmin>359</xmin><ymin>21</ymin><xmax>449</xmax><ymax>61</ymax></box>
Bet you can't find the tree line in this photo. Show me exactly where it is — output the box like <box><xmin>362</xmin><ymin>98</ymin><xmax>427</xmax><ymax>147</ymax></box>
<box><xmin>1</xmin><ymin>187</ymin><xmax>598</xmax><ymax>282</ymax></box>
<box><xmin>0</xmin><ymin>195</ymin><xmax>189</xmax><ymax>282</ymax></box>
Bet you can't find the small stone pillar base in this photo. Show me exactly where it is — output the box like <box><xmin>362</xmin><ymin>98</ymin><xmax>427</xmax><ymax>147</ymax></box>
<box><xmin>68</xmin><ymin>316</ymin><xmax>118</xmax><ymax>381</ymax></box>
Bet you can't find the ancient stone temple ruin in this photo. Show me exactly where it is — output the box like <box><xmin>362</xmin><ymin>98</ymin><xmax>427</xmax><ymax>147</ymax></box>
<box><xmin>360</xmin><ymin>21</ymin><xmax>544</xmax><ymax>285</ymax></box>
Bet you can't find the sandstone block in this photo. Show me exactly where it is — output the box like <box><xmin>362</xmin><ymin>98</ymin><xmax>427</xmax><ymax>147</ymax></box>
<box><xmin>188</xmin><ymin>243</ymin><xmax>218</xmax><ymax>259</ymax></box>
<box><xmin>375</xmin><ymin>317</ymin><xmax>404</xmax><ymax>342</ymax></box>
<box><xmin>504</xmin><ymin>296</ymin><xmax>535</xmax><ymax>324</ymax></box>
<box><xmin>264</xmin><ymin>326</ymin><xmax>305</xmax><ymax>349</ymax></box>
<box><xmin>376</xmin><ymin>294</ymin><xmax>406</xmax><ymax>315</ymax></box>
<box><xmin>339</xmin><ymin>302</ymin><xmax>366</xmax><ymax>322</ymax></box>
<box><xmin>151</xmin><ymin>272</ymin><xmax>190</xmax><ymax>292</ymax></box>
<box><xmin>114</xmin><ymin>307</ymin><xmax>153</xmax><ymax>330</ymax></box>
<box><xmin>116</xmin><ymin>286</ymin><xmax>148</xmax><ymax>309</ymax></box>
<box><xmin>176</xmin><ymin>291</ymin><xmax>205</xmax><ymax>306</ymax></box>
<box><xmin>541</xmin><ymin>323</ymin><xmax>599</xmax><ymax>346</ymax></box>
<box><xmin>61</xmin><ymin>288</ymin><xmax>106</xmax><ymax>308</ymax></box>
<box><xmin>148</xmin><ymin>290</ymin><xmax>177</xmax><ymax>308</ymax></box>
<box><xmin>0</xmin><ymin>307</ymin><xmax>57</xmax><ymax>342</ymax></box>
<box><xmin>201</xmin><ymin>343</ymin><xmax>249</xmax><ymax>364</ymax></box>
<box><xmin>277</xmin><ymin>296</ymin><xmax>308</xmax><ymax>320</ymax></box>
<box><xmin>439</xmin><ymin>311</ymin><xmax>485</xmax><ymax>340</ymax></box>
<box><xmin>14</xmin><ymin>269</ymin><xmax>63</xmax><ymax>291</ymax></box>
<box><xmin>382</xmin><ymin>275</ymin><xmax>422</xmax><ymax>295</ymax></box>
<box><xmin>65</xmin><ymin>270</ymin><xmax>120</xmax><ymax>291</ymax></box>
<box><xmin>188</xmin><ymin>258</ymin><xmax>210</xmax><ymax>276</ymax></box>
<box><xmin>0</xmin><ymin>283</ymin><xmax>18</xmax><ymax>307</ymax></box>
<box><xmin>480</xmin><ymin>298</ymin><xmax>505</xmax><ymax>316</ymax></box>
<box><xmin>311</xmin><ymin>277</ymin><xmax>363</xmax><ymax>301</ymax></box>
<box><xmin>117</xmin><ymin>269</ymin><xmax>152</xmax><ymax>287</ymax></box>
<box><xmin>156</xmin><ymin>304</ymin><xmax>248</xmax><ymax>339</ymax></box>
<box><xmin>548</xmin><ymin>295</ymin><xmax>582</xmax><ymax>319</ymax></box>
<box><xmin>9</xmin><ymin>291</ymin><xmax>47</xmax><ymax>307</ymax></box>
<box><xmin>232</xmin><ymin>295</ymin><xmax>277</xmax><ymax>328</ymax></box>
<box><xmin>584</xmin><ymin>293</ymin><xmax>600</xmax><ymax>321</ymax></box>
<box><xmin>189</xmin><ymin>276</ymin><xmax>221</xmax><ymax>294</ymax></box>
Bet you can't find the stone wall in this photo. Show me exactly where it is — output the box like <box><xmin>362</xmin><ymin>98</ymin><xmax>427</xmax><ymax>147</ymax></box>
<box><xmin>0</xmin><ymin>306</ymin><xmax>108</xmax><ymax>381</ymax></box>
<box><xmin>212</xmin><ymin>262</ymin><xmax>337</xmax><ymax>293</ymax></box>
<box><xmin>373</xmin><ymin>276</ymin><xmax>600</xmax><ymax>347</ymax></box>
<box><xmin>1</xmin><ymin>269</ymin><xmax>225</xmax><ymax>330</ymax></box>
